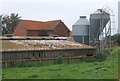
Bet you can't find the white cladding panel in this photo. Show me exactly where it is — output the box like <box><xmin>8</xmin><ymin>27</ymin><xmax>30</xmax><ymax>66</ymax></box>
<box><xmin>118</xmin><ymin>1</ymin><xmax>120</xmax><ymax>34</ymax></box>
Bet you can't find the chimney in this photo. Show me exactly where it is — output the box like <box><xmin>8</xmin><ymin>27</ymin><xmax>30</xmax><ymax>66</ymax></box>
<box><xmin>80</xmin><ymin>16</ymin><xmax>86</xmax><ymax>18</ymax></box>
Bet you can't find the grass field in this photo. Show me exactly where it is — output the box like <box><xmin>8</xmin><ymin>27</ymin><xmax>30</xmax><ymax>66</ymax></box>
<box><xmin>2</xmin><ymin>47</ymin><xmax>119</xmax><ymax>79</ymax></box>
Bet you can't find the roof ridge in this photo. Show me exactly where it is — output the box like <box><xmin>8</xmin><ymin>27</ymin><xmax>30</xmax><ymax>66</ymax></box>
<box><xmin>51</xmin><ymin>20</ymin><xmax>61</xmax><ymax>30</ymax></box>
<box><xmin>21</xmin><ymin>19</ymin><xmax>61</xmax><ymax>23</ymax></box>
<box><xmin>20</xmin><ymin>19</ymin><xmax>61</xmax><ymax>30</ymax></box>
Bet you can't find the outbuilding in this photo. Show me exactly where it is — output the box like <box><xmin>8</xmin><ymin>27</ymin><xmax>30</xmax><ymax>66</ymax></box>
<box><xmin>13</xmin><ymin>20</ymin><xmax>70</xmax><ymax>37</ymax></box>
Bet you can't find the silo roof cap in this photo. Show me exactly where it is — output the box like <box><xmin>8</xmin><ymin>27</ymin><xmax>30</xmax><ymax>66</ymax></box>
<box><xmin>80</xmin><ymin>16</ymin><xmax>86</xmax><ymax>18</ymax></box>
<box><xmin>93</xmin><ymin>9</ymin><xmax>110</xmax><ymax>15</ymax></box>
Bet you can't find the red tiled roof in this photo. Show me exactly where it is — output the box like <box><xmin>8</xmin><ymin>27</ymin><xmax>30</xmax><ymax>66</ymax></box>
<box><xmin>21</xmin><ymin>19</ymin><xmax>61</xmax><ymax>30</ymax></box>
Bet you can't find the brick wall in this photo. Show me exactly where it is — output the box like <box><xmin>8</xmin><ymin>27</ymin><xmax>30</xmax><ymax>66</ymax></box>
<box><xmin>27</xmin><ymin>30</ymin><xmax>40</xmax><ymax>36</ymax></box>
<box><xmin>54</xmin><ymin>21</ymin><xmax>70</xmax><ymax>37</ymax></box>
<box><xmin>13</xmin><ymin>21</ymin><xmax>27</xmax><ymax>36</ymax></box>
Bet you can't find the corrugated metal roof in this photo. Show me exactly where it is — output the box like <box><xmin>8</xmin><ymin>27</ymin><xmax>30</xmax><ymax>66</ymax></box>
<box><xmin>2</xmin><ymin>40</ymin><xmax>94</xmax><ymax>51</ymax></box>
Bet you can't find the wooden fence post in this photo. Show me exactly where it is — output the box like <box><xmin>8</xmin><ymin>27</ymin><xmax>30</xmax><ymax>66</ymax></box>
<box><xmin>5</xmin><ymin>62</ymin><xmax>8</xmax><ymax>68</ymax></box>
<box><xmin>68</xmin><ymin>58</ymin><xmax>71</xmax><ymax>64</ymax></box>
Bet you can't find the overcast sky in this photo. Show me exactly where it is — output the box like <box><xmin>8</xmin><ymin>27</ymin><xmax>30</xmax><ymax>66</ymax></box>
<box><xmin>0</xmin><ymin>0</ymin><xmax>119</xmax><ymax>34</ymax></box>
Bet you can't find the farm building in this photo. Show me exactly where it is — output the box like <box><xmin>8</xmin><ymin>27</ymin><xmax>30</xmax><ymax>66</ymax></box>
<box><xmin>1</xmin><ymin>39</ymin><xmax>95</xmax><ymax>61</ymax></box>
<box><xmin>13</xmin><ymin>20</ymin><xmax>70</xmax><ymax>37</ymax></box>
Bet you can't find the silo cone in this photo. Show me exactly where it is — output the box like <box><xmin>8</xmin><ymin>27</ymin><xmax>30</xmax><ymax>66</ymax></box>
<box><xmin>90</xmin><ymin>9</ymin><xmax>110</xmax><ymax>45</ymax></box>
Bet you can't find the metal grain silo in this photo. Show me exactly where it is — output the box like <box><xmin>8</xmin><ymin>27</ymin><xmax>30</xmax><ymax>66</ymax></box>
<box><xmin>90</xmin><ymin>9</ymin><xmax>110</xmax><ymax>45</ymax></box>
<box><xmin>72</xmin><ymin>16</ymin><xmax>90</xmax><ymax>45</ymax></box>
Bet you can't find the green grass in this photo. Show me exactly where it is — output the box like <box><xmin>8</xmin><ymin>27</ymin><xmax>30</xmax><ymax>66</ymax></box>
<box><xmin>2</xmin><ymin>47</ymin><xmax>119</xmax><ymax>79</ymax></box>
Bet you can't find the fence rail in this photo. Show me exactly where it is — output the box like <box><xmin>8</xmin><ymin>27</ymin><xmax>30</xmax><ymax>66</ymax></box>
<box><xmin>1</xmin><ymin>56</ymin><xmax>92</xmax><ymax>63</ymax></box>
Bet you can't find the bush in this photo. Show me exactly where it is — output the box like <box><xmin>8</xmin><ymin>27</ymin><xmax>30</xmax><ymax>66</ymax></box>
<box><xmin>56</xmin><ymin>56</ymin><xmax>64</xmax><ymax>64</ymax></box>
<box><xmin>94</xmin><ymin>53</ymin><xmax>107</xmax><ymax>62</ymax></box>
<box><xmin>28</xmin><ymin>74</ymin><xmax>39</xmax><ymax>78</ymax></box>
<box><xmin>8</xmin><ymin>61</ymin><xmax>44</xmax><ymax>68</ymax></box>
<box><xmin>93</xmin><ymin>49</ymin><xmax>110</xmax><ymax>62</ymax></box>
<box><xmin>62</xmin><ymin>53</ymin><xmax>69</xmax><ymax>57</ymax></box>
<box><xmin>84</xmin><ymin>49</ymin><xmax>111</xmax><ymax>62</ymax></box>
<box><xmin>116</xmin><ymin>35</ymin><xmax>120</xmax><ymax>46</ymax></box>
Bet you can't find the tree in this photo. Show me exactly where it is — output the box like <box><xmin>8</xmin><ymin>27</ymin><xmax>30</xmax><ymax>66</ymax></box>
<box><xmin>105</xmin><ymin>34</ymin><xmax>120</xmax><ymax>46</ymax></box>
<box><xmin>116</xmin><ymin>34</ymin><xmax>120</xmax><ymax>46</ymax></box>
<box><xmin>0</xmin><ymin>15</ymin><xmax>2</xmax><ymax>35</ymax></box>
<box><xmin>1</xmin><ymin>13</ymin><xmax>21</xmax><ymax>35</ymax></box>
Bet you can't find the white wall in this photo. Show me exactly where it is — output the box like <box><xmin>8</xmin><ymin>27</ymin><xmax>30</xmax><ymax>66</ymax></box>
<box><xmin>118</xmin><ymin>1</ymin><xmax>120</xmax><ymax>34</ymax></box>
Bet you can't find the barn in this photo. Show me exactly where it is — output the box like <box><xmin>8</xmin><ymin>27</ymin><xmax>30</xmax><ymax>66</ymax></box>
<box><xmin>13</xmin><ymin>20</ymin><xmax>70</xmax><ymax>37</ymax></box>
<box><xmin>1</xmin><ymin>39</ymin><xmax>95</xmax><ymax>61</ymax></box>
